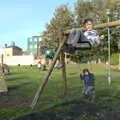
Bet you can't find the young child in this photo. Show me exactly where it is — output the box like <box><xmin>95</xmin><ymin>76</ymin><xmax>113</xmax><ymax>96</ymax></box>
<box><xmin>80</xmin><ymin>68</ymin><xmax>95</xmax><ymax>102</ymax></box>
<box><xmin>64</xmin><ymin>18</ymin><xmax>101</xmax><ymax>53</ymax></box>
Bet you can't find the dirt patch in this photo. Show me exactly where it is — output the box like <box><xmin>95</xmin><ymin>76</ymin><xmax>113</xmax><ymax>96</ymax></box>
<box><xmin>15</xmin><ymin>99</ymin><xmax>120</xmax><ymax>120</ymax></box>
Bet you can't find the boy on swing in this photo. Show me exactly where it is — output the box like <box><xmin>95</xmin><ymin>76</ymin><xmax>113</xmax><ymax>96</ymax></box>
<box><xmin>80</xmin><ymin>68</ymin><xmax>95</xmax><ymax>102</ymax></box>
<box><xmin>64</xmin><ymin>18</ymin><xmax>101</xmax><ymax>53</ymax></box>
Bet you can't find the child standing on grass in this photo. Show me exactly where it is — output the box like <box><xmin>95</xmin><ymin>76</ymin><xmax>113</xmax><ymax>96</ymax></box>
<box><xmin>80</xmin><ymin>68</ymin><xmax>95</xmax><ymax>102</ymax></box>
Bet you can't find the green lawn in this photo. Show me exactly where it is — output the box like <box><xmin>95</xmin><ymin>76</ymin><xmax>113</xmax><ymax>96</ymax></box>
<box><xmin>0</xmin><ymin>64</ymin><xmax>120</xmax><ymax>120</ymax></box>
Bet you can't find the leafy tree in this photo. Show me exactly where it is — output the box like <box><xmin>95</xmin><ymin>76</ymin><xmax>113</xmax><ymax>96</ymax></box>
<box><xmin>41</xmin><ymin>5</ymin><xmax>73</xmax><ymax>51</ymax></box>
<box><xmin>75</xmin><ymin>0</ymin><xmax>95</xmax><ymax>26</ymax></box>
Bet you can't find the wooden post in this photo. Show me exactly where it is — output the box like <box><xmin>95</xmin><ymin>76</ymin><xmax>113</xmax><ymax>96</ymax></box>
<box><xmin>119</xmin><ymin>53</ymin><xmax>120</xmax><ymax>70</ymax></box>
<box><xmin>65</xmin><ymin>53</ymin><xmax>67</xmax><ymax>64</ymax></box>
<box><xmin>59</xmin><ymin>30</ymin><xmax>67</xmax><ymax>96</ymax></box>
<box><xmin>0</xmin><ymin>54</ymin><xmax>8</xmax><ymax>93</ymax></box>
<box><xmin>1</xmin><ymin>54</ymin><xmax>4</xmax><ymax>73</ymax></box>
<box><xmin>30</xmin><ymin>36</ymin><xmax>67</xmax><ymax>109</ymax></box>
<box><xmin>61</xmin><ymin>49</ymin><xmax>67</xmax><ymax>95</ymax></box>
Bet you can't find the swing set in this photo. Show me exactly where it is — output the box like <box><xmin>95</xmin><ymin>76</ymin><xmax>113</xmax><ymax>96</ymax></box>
<box><xmin>30</xmin><ymin>20</ymin><xmax>120</xmax><ymax>109</ymax></box>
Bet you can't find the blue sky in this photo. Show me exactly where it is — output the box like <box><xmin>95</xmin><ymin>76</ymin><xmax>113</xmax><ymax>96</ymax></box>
<box><xmin>0</xmin><ymin>0</ymin><xmax>75</xmax><ymax>50</ymax></box>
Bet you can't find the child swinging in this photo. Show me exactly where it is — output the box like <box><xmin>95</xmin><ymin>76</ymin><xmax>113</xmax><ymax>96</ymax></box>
<box><xmin>64</xmin><ymin>18</ymin><xmax>101</xmax><ymax>53</ymax></box>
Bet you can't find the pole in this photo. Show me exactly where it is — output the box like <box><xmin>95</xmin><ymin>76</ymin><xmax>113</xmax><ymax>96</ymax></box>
<box><xmin>0</xmin><ymin>54</ymin><xmax>7</xmax><ymax>93</ymax></box>
<box><xmin>107</xmin><ymin>11</ymin><xmax>111</xmax><ymax>85</ymax></box>
<box><xmin>119</xmin><ymin>53</ymin><xmax>120</xmax><ymax>70</ymax></box>
<box><xmin>1</xmin><ymin>54</ymin><xmax>4</xmax><ymax>73</ymax></box>
<box><xmin>59</xmin><ymin>29</ymin><xmax>67</xmax><ymax>96</ymax></box>
<box><xmin>32</xmin><ymin>36</ymin><xmax>40</xmax><ymax>57</ymax></box>
<box><xmin>61</xmin><ymin>50</ymin><xmax>67</xmax><ymax>95</ymax></box>
<box><xmin>37</xmin><ymin>37</ymin><xmax>39</xmax><ymax>56</ymax></box>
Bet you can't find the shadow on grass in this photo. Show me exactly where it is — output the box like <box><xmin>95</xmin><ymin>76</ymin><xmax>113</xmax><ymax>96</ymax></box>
<box><xmin>7</xmin><ymin>82</ymin><xmax>30</xmax><ymax>91</ymax></box>
<box><xmin>15</xmin><ymin>98</ymin><xmax>120</xmax><ymax>120</ymax></box>
<box><xmin>6</xmin><ymin>75</ymin><xmax>29</xmax><ymax>81</ymax></box>
<box><xmin>0</xmin><ymin>81</ymin><xmax>32</xmax><ymax>98</ymax></box>
<box><xmin>0</xmin><ymin>82</ymin><xmax>34</xmax><ymax>108</ymax></box>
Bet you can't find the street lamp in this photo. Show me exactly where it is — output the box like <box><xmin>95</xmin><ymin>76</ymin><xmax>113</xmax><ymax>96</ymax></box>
<box><xmin>106</xmin><ymin>9</ymin><xmax>111</xmax><ymax>85</ymax></box>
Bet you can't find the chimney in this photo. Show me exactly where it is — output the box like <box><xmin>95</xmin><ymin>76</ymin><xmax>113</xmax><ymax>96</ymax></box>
<box><xmin>5</xmin><ymin>44</ymin><xmax>7</xmax><ymax>48</ymax></box>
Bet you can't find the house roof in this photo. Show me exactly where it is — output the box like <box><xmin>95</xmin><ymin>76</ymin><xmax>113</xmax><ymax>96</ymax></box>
<box><xmin>7</xmin><ymin>45</ymin><xmax>22</xmax><ymax>51</ymax></box>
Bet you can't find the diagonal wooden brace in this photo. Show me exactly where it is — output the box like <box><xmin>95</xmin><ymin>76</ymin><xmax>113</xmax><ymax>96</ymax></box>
<box><xmin>30</xmin><ymin>37</ymin><xmax>67</xmax><ymax>109</ymax></box>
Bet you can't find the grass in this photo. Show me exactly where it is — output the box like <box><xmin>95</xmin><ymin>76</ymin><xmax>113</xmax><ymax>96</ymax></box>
<box><xmin>0</xmin><ymin>64</ymin><xmax>120</xmax><ymax>120</ymax></box>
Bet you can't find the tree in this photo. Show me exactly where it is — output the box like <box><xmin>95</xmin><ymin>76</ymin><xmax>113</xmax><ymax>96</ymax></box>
<box><xmin>41</xmin><ymin>5</ymin><xmax>73</xmax><ymax>51</ymax></box>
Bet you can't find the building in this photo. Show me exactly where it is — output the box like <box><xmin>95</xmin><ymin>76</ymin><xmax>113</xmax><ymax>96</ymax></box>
<box><xmin>2</xmin><ymin>55</ymin><xmax>35</xmax><ymax>66</ymax></box>
<box><xmin>27</xmin><ymin>37</ymin><xmax>41</xmax><ymax>56</ymax></box>
<box><xmin>0</xmin><ymin>45</ymin><xmax>35</xmax><ymax>66</ymax></box>
<box><xmin>0</xmin><ymin>44</ymin><xmax>23</xmax><ymax>56</ymax></box>
<box><xmin>3</xmin><ymin>45</ymin><xmax>23</xmax><ymax>56</ymax></box>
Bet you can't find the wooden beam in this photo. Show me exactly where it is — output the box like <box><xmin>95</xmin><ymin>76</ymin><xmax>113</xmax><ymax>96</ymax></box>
<box><xmin>32</xmin><ymin>20</ymin><xmax>120</xmax><ymax>37</ymax></box>
<box><xmin>65</xmin><ymin>20</ymin><xmax>120</xmax><ymax>34</ymax></box>
<box><xmin>95</xmin><ymin>20</ymin><xmax>120</xmax><ymax>29</ymax></box>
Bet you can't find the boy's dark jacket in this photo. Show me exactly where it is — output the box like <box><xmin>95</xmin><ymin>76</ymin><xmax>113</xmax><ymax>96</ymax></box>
<box><xmin>80</xmin><ymin>72</ymin><xmax>95</xmax><ymax>86</ymax></box>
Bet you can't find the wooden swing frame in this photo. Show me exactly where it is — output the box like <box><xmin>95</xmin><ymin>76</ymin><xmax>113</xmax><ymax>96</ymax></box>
<box><xmin>30</xmin><ymin>20</ymin><xmax>120</xmax><ymax>109</ymax></box>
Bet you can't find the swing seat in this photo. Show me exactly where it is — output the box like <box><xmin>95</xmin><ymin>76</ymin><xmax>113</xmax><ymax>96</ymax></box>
<box><xmin>64</xmin><ymin>41</ymin><xmax>91</xmax><ymax>53</ymax></box>
<box><xmin>75</xmin><ymin>41</ymin><xmax>91</xmax><ymax>50</ymax></box>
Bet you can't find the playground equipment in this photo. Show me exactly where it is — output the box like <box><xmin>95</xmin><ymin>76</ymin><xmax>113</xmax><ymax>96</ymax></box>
<box><xmin>30</xmin><ymin>20</ymin><xmax>120</xmax><ymax>109</ymax></box>
<box><xmin>0</xmin><ymin>54</ymin><xmax>8</xmax><ymax>93</ymax></box>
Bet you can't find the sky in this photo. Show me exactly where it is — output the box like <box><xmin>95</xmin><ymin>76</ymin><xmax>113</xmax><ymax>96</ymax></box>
<box><xmin>0</xmin><ymin>0</ymin><xmax>75</xmax><ymax>51</ymax></box>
